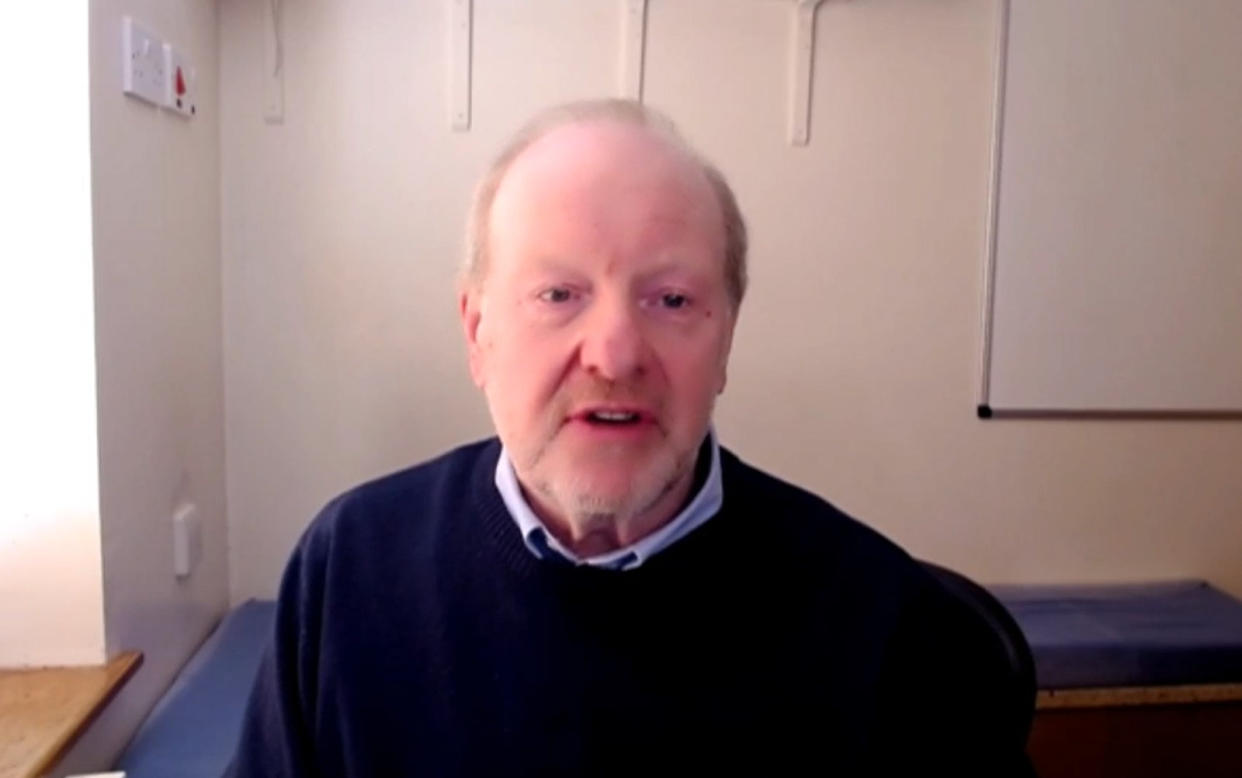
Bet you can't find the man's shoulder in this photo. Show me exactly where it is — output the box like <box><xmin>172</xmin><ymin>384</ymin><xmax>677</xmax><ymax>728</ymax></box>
<box><xmin>718</xmin><ymin>445</ymin><xmax>915</xmax><ymax>570</ymax></box>
<box><xmin>718</xmin><ymin>448</ymin><xmax>1025</xmax><ymax>731</ymax></box>
<box><xmin>338</xmin><ymin>437</ymin><xmax>498</xmax><ymax>506</ymax></box>
<box><xmin>303</xmin><ymin>437</ymin><xmax>500</xmax><ymax>544</ymax></box>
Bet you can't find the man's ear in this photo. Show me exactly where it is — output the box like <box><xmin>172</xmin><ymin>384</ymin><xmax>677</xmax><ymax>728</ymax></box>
<box><xmin>459</xmin><ymin>285</ymin><xmax>487</xmax><ymax>389</ymax></box>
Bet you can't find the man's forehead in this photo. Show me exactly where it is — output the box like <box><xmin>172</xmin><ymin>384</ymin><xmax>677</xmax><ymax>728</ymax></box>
<box><xmin>495</xmin><ymin>120</ymin><xmax>711</xmax><ymax>210</ymax></box>
<box><xmin>489</xmin><ymin>120</ymin><xmax>721</xmax><ymax>250</ymax></box>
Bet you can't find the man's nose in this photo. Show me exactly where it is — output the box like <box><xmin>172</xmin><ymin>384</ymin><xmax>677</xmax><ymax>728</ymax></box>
<box><xmin>579</xmin><ymin>297</ymin><xmax>649</xmax><ymax>381</ymax></box>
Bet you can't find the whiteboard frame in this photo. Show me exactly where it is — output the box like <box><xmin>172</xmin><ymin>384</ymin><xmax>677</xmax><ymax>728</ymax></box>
<box><xmin>975</xmin><ymin>0</ymin><xmax>1242</xmax><ymax>421</ymax></box>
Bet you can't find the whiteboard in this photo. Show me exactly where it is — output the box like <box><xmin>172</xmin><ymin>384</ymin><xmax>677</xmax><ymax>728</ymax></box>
<box><xmin>979</xmin><ymin>0</ymin><xmax>1242</xmax><ymax>416</ymax></box>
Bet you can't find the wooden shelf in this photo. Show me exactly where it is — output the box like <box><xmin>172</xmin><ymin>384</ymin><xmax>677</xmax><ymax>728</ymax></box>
<box><xmin>0</xmin><ymin>652</ymin><xmax>142</xmax><ymax>778</ymax></box>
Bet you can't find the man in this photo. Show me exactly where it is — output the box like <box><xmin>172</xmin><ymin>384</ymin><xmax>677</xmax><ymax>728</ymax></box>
<box><xmin>229</xmin><ymin>99</ymin><xmax>1032</xmax><ymax>775</ymax></box>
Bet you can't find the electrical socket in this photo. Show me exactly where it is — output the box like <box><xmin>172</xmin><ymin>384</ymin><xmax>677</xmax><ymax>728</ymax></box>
<box><xmin>163</xmin><ymin>43</ymin><xmax>197</xmax><ymax>118</ymax></box>
<box><xmin>122</xmin><ymin>17</ymin><xmax>165</xmax><ymax>106</ymax></box>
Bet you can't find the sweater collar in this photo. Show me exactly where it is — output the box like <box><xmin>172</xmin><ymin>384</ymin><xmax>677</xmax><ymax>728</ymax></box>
<box><xmin>492</xmin><ymin>430</ymin><xmax>723</xmax><ymax>571</ymax></box>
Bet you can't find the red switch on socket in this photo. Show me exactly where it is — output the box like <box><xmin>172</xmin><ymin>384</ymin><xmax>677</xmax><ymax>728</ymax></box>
<box><xmin>175</xmin><ymin>67</ymin><xmax>186</xmax><ymax>96</ymax></box>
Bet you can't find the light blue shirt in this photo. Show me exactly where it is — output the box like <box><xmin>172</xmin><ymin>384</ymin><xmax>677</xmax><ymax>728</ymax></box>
<box><xmin>494</xmin><ymin>429</ymin><xmax>724</xmax><ymax>571</ymax></box>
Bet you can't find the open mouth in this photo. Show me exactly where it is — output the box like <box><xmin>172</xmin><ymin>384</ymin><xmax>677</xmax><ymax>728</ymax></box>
<box><xmin>574</xmin><ymin>408</ymin><xmax>649</xmax><ymax>428</ymax></box>
<box><xmin>588</xmin><ymin>410</ymin><xmax>640</xmax><ymax>425</ymax></box>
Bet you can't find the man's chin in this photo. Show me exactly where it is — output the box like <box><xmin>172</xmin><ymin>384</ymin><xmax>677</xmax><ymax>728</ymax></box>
<box><xmin>562</xmin><ymin>480</ymin><xmax>639</xmax><ymax>514</ymax></box>
<box><xmin>556</xmin><ymin>459</ymin><xmax>645</xmax><ymax>489</ymax></box>
<box><xmin>522</xmin><ymin>445</ymin><xmax>690</xmax><ymax>525</ymax></box>
<box><xmin>560</xmin><ymin>471</ymin><xmax>678</xmax><ymax>521</ymax></box>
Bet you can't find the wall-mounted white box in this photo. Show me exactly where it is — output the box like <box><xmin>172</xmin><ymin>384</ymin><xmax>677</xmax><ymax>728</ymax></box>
<box><xmin>172</xmin><ymin>502</ymin><xmax>202</xmax><ymax>579</ymax></box>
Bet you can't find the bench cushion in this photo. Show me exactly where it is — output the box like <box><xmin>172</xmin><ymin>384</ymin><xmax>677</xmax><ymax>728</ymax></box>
<box><xmin>117</xmin><ymin>600</ymin><xmax>275</xmax><ymax>778</ymax></box>
<box><xmin>993</xmin><ymin>580</ymin><xmax>1242</xmax><ymax>689</ymax></box>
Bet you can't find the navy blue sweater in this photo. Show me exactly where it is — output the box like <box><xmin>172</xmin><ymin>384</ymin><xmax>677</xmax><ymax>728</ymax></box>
<box><xmin>229</xmin><ymin>439</ymin><xmax>1029</xmax><ymax>776</ymax></box>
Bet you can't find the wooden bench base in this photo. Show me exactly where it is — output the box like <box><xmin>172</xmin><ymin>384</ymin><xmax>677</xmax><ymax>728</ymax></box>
<box><xmin>1029</xmin><ymin>684</ymin><xmax>1242</xmax><ymax>778</ymax></box>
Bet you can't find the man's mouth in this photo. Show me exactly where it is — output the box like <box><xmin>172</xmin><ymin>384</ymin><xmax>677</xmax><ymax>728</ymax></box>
<box><xmin>572</xmin><ymin>407</ymin><xmax>651</xmax><ymax>427</ymax></box>
<box><xmin>587</xmin><ymin>410</ymin><xmax>640</xmax><ymax>424</ymax></box>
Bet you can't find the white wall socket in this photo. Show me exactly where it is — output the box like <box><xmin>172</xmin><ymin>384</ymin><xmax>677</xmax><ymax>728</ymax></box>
<box><xmin>122</xmin><ymin>17</ymin><xmax>165</xmax><ymax>106</ymax></box>
<box><xmin>163</xmin><ymin>44</ymin><xmax>197</xmax><ymax>118</ymax></box>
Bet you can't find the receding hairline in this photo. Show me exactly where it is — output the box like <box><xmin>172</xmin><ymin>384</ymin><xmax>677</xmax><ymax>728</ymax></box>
<box><xmin>463</xmin><ymin>99</ymin><xmax>748</xmax><ymax>310</ymax></box>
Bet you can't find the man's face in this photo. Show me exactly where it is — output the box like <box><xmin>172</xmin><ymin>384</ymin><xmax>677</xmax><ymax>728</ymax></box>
<box><xmin>461</xmin><ymin>120</ymin><xmax>736</xmax><ymax>538</ymax></box>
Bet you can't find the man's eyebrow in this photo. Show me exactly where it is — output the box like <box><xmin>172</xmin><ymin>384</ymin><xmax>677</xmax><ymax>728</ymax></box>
<box><xmin>633</xmin><ymin>259</ymin><xmax>709</xmax><ymax>285</ymax></box>
<box><xmin>517</xmin><ymin>256</ymin><xmax>587</xmax><ymax>279</ymax></box>
<box><xmin>518</xmin><ymin>255</ymin><xmax>571</xmax><ymax>270</ymax></box>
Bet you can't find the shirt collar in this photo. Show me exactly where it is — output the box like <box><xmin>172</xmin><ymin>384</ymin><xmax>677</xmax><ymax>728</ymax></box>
<box><xmin>494</xmin><ymin>429</ymin><xmax>724</xmax><ymax>571</ymax></box>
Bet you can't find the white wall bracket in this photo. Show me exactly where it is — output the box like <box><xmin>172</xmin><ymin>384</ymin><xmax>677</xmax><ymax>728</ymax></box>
<box><xmin>787</xmin><ymin>0</ymin><xmax>830</xmax><ymax>146</ymax></box>
<box><xmin>449</xmin><ymin>0</ymin><xmax>473</xmax><ymax>131</ymax></box>
<box><xmin>619</xmin><ymin>0</ymin><xmax>649</xmax><ymax>101</ymax></box>
<box><xmin>437</xmin><ymin>0</ymin><xmax>837</xmax><ymax>136</ymax></box>
<box><xmin>263</xmin><ymin>0</ymin><xmax>284</xmax><ymax>123</ymax></box>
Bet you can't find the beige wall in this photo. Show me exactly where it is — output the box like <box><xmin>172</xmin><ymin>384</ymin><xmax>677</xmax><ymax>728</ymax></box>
<box><xmin>55</xmin><ymin>0</ymin><xmax>229</xmax><ymax>771</ymax></box>
<box><xmin>220</xmin><ymin>0</ymin><xmax>1242</xmax><ymax>603</ymax></box>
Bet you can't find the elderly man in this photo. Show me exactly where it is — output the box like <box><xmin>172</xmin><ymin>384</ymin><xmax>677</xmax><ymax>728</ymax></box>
<box><xmin>229</xmin><ymin>100</ymin><xmax>1031</xmax><ymax>775</ymax></box>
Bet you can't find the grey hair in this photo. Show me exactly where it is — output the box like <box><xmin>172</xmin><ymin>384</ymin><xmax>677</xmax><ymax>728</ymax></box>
<box><xmin>462</xmin><ymin>98</ymin><xmax>748</xmax><ymax>311</ymax></box>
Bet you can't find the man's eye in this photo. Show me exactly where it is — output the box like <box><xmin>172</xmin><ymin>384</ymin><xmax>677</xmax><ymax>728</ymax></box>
<box><xmin>537</xmin><ymin>288</ymin><xmax>574</xmax><ymax>304</ymax></box>
<box><xmin>660</xmin><ymin>293</ymin><xmax>690</xmax><ymax>310</ymax></box>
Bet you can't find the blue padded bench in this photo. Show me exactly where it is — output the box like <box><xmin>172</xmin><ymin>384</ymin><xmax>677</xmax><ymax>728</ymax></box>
<box><xmin>117</xmin><ymin>600</ymin><xmax>275</xmax><ymax>778</ymax></box>
<box><xmin>992</xmin><ymin>579</ymin><xmax>1242</xmax><ymax>690</ymax></box>
<box><xmin>992</xmin><ymin>580</ymin><xmax>1242</xmax><ymax>778</ymax></box>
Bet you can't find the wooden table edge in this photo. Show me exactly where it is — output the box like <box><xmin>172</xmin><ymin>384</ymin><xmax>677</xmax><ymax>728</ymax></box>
<box><xmin>1037</xmin><ymin>682</ymin><xmax>1242</xmax><ymax>710</ymax></box>
<box><xmin>16</xmin><ymin>651</ymin><xmax>143</xmax><ymax>778</ymax></box>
